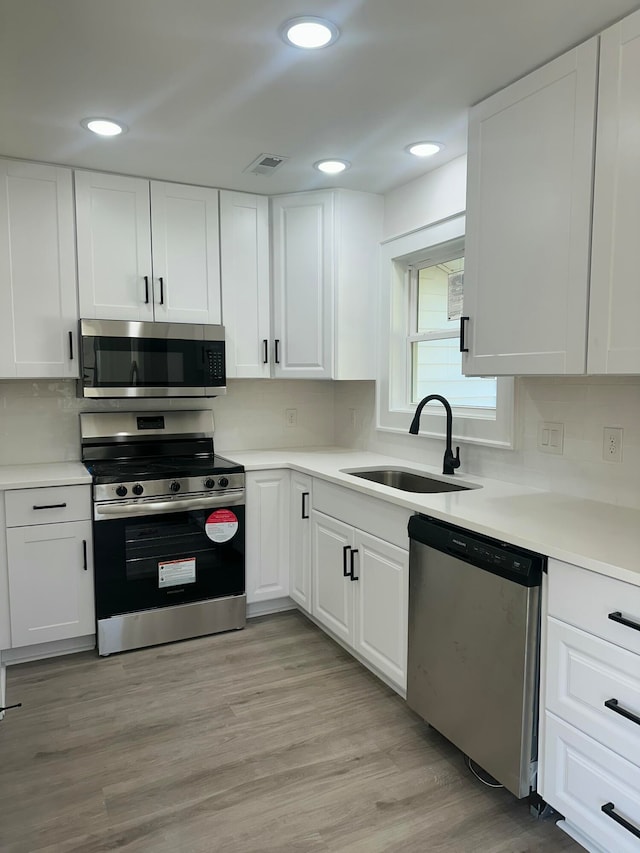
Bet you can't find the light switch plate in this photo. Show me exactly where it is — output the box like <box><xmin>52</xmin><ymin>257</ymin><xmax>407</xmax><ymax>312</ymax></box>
<box><xmin>537</xmin><ymin>421</ymin><xmax>564</xmax><ymax>455</ymax></box>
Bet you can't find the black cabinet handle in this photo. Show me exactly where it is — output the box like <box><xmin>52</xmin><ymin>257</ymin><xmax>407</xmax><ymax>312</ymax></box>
<box><xmin>144</xmin><ymin>275</ymin><xmax>150</xmax><ymax>304</ymax></box>
<box><xmin>263</xmin><ymin>339</ymin><xmax>268</xmax><ymax>364</ymax></box>
<box><xmin>601</xmin><ymin>802</ymin><xmax>640</xmax><ymax>840</ymax></box>
<box><xmin>301</xmin><ymin>492</ymin><xmax>309</xmax><ymax>519</ymax></box>
<box><xmin>274</xmin><ymin>339</ymin><xmax>280</xmax><ymax>364</ymax></box>
<box><xmin>604</xmin><ymin>698</ymin><xmax>640</xmax><ymax>727</ymax></box>
<box><xmin>159</xmin><ymin>276</ymin><xmax>164</xmax><ymax>305</ymax></box>
<box><xmin>608</xmin><ymin>611</ymin><xmax>640</xmax><ymax>633</ymax></box>
<box><xmin>343</xmin><ymin>545</ymin><xmax>350</xmax><ymax>578</ymax></box>
<box><xmin>0</xmin><ymin>702</ymin><xmax>22</xmax><ymax>713</ymax></box>
<box><xmin>68</xmin><ymin>331</ymin><xmax>74</xmax><ymax>361</ymax></box>
<box><xmin>82</xmin><ymin>539</ymin><xmax>88</xmax><ymax>571</ymax></box>
<box><xmin>350</xmin><ymin>548</ymin><xmax>359</xmax><ymax>581</ymax></box>
<box><xmin>460</xmin><ymin>316</ymin><xmax>469</xmax><ymax>353</ymax></box>
<box><xmin>32</xmin><ymin>503</ymin><xmax>67</xmax><ymax>510</ymax></box>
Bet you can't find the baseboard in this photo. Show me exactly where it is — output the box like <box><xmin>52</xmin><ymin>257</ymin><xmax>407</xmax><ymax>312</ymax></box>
<box><xmin>1</xmin><ymin>635</ymin><xmax>96</xmax><ymax>666</ymax></box>
<box><xmin>247</xmin><ymin>597</ymin><xmax>296</xmax><ymax>619</ymax></box>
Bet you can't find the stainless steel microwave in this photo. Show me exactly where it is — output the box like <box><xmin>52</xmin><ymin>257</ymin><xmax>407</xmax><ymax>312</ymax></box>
<box><xmin>78</xmin><ymin>319</ymin><xmax>226</xmax><ymax>398</ymax></box>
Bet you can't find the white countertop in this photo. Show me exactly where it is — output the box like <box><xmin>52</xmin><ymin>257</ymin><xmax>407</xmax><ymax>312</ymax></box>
<box><xmin>0</xmin><ymin>462</ymin><xmax>91</xmax><ymax>490</ymax></box>
<box><xmin>227</xmin><ymin>447</ymin><xmax>640</xmax><ymax>587</ymax></box>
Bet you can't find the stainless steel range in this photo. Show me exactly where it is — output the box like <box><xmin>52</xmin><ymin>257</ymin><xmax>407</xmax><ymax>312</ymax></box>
<box><xmin>81</xmin><ymin>410</ymin><xmax>246</xmax><ymax>656</ymax></box>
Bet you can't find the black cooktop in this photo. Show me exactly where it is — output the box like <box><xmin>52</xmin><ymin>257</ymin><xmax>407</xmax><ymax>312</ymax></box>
<box><xmin>85</xmin><ymin>453</ymin><xmax>244</xmax><ymax>484</ymax></box>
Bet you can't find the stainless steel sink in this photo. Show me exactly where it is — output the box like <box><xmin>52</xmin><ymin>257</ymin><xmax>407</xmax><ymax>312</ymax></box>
<box><xmin>341</xmin><ymin>468</ymin><xmax>478</xmax><ymax>493</ymax></box>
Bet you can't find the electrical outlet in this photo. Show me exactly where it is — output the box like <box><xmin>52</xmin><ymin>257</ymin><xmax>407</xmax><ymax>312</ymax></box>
<box><xmin>537</xmin><ymin>421</ymin><xmax>564</xmax><ymax>455</ymax></box>
<box><xmin>285</xmin><ymin>408</ymin><xmax>297</xmax><ymax>427</ymax></box>
<box><xmin>603</xmin><ymin>427</ymin><xmax>623</xmax><ymax>462</ymax></box>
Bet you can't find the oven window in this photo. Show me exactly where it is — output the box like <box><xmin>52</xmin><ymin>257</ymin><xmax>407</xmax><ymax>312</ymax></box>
<box><xmin>93</xmin><ymin>507</ymin><xmax>245</xmax><ymax>619</ymax></box>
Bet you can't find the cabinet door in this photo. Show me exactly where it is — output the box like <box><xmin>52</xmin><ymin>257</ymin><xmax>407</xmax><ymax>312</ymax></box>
<box><xmin>311</xmin><ymin>510</ymin><xmax>353</xmax><ymax>644</ymax></box>
<box><xmin>245</xmin><ymin>470</ymin><xmax>289</xmax><ymax>604</ymax></box>
<box><xmin>7</xmin><ymin>520</ymin><xmax>95</xmax><ymax>647</ymax></box>
<box><xmin>352</xmin><ymin>530</ymin><xmax>408</xmax><ymax>689</ymax></box>
<box><xmin>0</xmin><ymin>160</ymin><xmax>78</xmax><ymax>378</ymax></box>
<box><xmin>289</xmin><ymin>472</ymin><xmax>312</xmax><ymax>613</ymax></box>
<box><xmin>463</xmin><ymin>39</ymin><xmax>597</xmax><ymax>375</ymax></box>
<box><xmin>220</xmin><ymin>191</ymin><xmax>270</xmax><ymax>377</ymax></box>
<box><xmin>150</xmin><ymin>182</ymin><xmax>221</xmax><ymax>325</ymax></box>
<box><xmin>271</xmin><ymin>192</ymin><xmax>333</xmax><ymax>378</ymax></box>
<box><xmin>75</xmin><ymin>171</ymin><xmax>153</xmax><ymax>321</ymax></box>
<box><xmin>589</xmin><ymin>10</ymin><xmax>640</xmax><ymax>374</ymax></box>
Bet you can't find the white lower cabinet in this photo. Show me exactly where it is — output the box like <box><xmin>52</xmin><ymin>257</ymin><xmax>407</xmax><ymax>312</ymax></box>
<box><xmin>311</xmin><ymin>507</ymin><xmax>408</xmax><ymax>690</ymax></box>
<box><xmin>245</xmin><ymin>470</ymin><xmax>289</xmax><ymax>605</ymax></box>
<box><xmin>289</xmin><ymin>472</ymin><xmax>312</xmax><ymax>613</ymax></box>
<box><xmin>541</xmin><ymin>559</ymin><xmax>640</xmax><ymax>852</ymax></box>
<box><xmin>7</xmin><ymin>520</ymin><xmax>95</xmax><ymax>647</ymax></box>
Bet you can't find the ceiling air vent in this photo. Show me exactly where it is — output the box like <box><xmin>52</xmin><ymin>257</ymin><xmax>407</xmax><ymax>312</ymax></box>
<box><xmin>244</xmin><ymin>153</ymin><xmax>289</xmax><ymax>176</ymax></box>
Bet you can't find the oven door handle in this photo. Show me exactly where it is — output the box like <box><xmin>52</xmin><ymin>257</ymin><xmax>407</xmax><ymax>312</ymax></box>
<box><xmin>94</xmin><ymin>490</ymin><xmax>245</xmax><ymax>519</ymax></box>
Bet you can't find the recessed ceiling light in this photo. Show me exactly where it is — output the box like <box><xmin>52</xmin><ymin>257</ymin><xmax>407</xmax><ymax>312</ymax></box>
<box><xmin>406</xmin><ymin>141</ymin><xmax>443</xmax><ymax>158</ymax></box>
<box><xmin>314</xmin><ymin>159</ymin><xmax>350</xmax><ymax>175</ymax></box>
<box><xmin>281</xmin><ymin>17</ymin><xmax>340</xmax><ymax>49</ymax></box>
<box><xmin>80</xmin><ymin>117</ymin><xmax>127</xmax><ymax>137</ymax></box>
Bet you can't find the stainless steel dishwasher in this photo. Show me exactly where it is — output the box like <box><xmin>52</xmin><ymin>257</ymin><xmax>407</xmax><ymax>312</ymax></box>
<box><xmin>407</xmin><ymin>514</ymin><xmax>545</xmax><ymax>799</ymax></box>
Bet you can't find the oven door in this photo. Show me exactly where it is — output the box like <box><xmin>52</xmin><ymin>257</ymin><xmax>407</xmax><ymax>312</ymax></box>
<box><xmin>93</xmin><ymin>495</ymin><xmax>244</xmax><ymax>619</ymax></box>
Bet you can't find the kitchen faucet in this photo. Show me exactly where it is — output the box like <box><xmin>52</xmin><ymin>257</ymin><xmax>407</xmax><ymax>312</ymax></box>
<box><xmin>409</xmin><ymin>394</ymin><xmax>461</xmax><ymax>475</ymax></box>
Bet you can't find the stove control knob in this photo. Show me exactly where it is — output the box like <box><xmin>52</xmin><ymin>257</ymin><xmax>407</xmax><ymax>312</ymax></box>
<box><xmin>218</xmin><ymin>477</ymin><xmax>229</xmax><ymax>488</ymax></box>
<box><xmin>132</xmin><ymin>484</ymin><xmax>144</xmax><ymax>496</ymax></box>
<box><xmin>116</xmin><ymin>485</ymin><xmax>128</xmax><ymax>497</ymax></box>
<box><xmin>204</xmin><ymin>478</ymin><xmax>216</xmax><ymax>489</ymax></box>
<box><xmin>170</xmin><ymin>481</ymin><xmax>181</xmax><ymax>493</ymax></box>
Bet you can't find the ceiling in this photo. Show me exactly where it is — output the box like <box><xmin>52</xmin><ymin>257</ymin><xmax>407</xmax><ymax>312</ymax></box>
<box><xmin>1</xmin><ymin>0</ymin><xmax>638</xmax><ymax>195</ymax></box>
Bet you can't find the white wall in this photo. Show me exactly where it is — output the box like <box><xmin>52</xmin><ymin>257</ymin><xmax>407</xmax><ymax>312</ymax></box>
<box><xmin>0</xmin><ymin>379</ymin><xmax>336</xmax><ymax>465</ymax></box>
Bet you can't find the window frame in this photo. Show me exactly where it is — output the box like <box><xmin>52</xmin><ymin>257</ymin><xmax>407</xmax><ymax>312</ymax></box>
<box><xmin>377</xmin><ymin>215</ymin><xmax>515</xmax><ymax>449</ymax></box>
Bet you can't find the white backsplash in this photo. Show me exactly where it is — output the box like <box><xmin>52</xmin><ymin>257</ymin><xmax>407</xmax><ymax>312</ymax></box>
<box><xmin>0</xmin><ymin>378</ymin><xmax>336</xmax><ymax>466</ymax></box>
<box><xmin>334</xmin><ymin>377</ymin><xmax>640</xmax><ymax>510</ymax></box>
<box><xmin>1</xmin><ymin>375</ymin><xmax>638</xmax><ymax>509</ymax></box>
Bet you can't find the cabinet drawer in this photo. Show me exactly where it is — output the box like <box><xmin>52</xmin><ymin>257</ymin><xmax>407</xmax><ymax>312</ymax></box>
<box><xmin>543</xmin><ymin>713</ymin><xmax>640</xmax><ymax>853</ymax></box>
<box><xmin>312</xmin><ymin>480</ymin><xmax>410</xmax><ymax>550</ymax></box>
<box><xmin>548</xmin><ymin>559</ymin><xmax>640</xmax><ymax>656</ymax></box>
<box><xmin>546</xmin><ymin>618</ymin><xmax>640</xmax><ymax>763</ymax></box>
<box><xmin>5</xmin><ymin>485</ymin><xmax>91</xmax><ymax>527</ymax></box>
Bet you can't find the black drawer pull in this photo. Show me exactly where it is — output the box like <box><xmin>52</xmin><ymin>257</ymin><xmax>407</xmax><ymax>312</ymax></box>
<box><xmin>144</xmin><ymin>275</ymin><xmax>150</xmax><ymax>304</ymax></box>
<box><xmin>350</xmin><ymin>548</ymin><xmax>359</xmax><ymax>581</ymax></box>
<box><xmin>32</xmin><ymin>503</ymin><xmax>67</xmax><ymax>510</ymax></box>
<box><xmin>608</xmin><ymin>611</ymin><xmax>640</xmax><ymax>633</ymax></box>
<box><xmin>274</xmin><ymin>339</ymin><xmax>280</xmax><ymax>364</ymax></box>
<box><xmin>604</xmin><ymin>698</ymin><xmax>640</xmax><ymax>727</ymax></box>
<box><xmin>82</xmin><ymin>539</ymin><xmax>88</xmax><ymax>571</ymax></box>
<box><xmin>0</xmin><ymin>702</ymin><xmax>22</xmax><ymax>713</ymax></box>
<box><xmin>343</xmin><ymin>545</ymin><xmax>350</xmax><ymax>578</ymax></box>
<box><xmin>301</xmin><ymin>492</ymin><xmax>309</xmax><ymax>519</ymax></box>
<box><xmin>159</xmin><ymin>276</ymin><xmax>164</xmax><ymax>305</ymax></box>
<box><xmin>263</xmin><ymin>339</ymin><xmax>268</xmax><ymax>364</ymax></box>
<box><xmin>68</xmin><ymin>331</ymin><xmax>74</xmax><ymax>361</ymax></box>
<box><xmin>601</xmin><ymin>802</ymin><xmax>640</xmax><ymax>840</ymax></box>
<box><xmin>459</xmin><ymin>316</ymin><xmax>469</xmax><ymax>353</ymax></box>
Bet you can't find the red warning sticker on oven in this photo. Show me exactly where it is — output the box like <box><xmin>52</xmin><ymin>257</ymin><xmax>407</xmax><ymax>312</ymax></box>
<box><xmin>205</xmin><ymin>509</ymin><xmax>239</xmax><ymax>542</ymax></box>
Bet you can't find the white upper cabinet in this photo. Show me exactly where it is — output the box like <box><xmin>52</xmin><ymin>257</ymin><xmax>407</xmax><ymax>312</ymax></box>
<box><xmin>0</xmin><ymin>160</ymin><xmax>78</xmax><ymax>379</ymax></box>
<box><xmin>219</xmin><ymin>191</ymin><xmax>270</xmax><ymax>377</ymax></box>
<box><xmin>271</xmin><ymin>189</ymin><xmax>383</xmax><ymax>380</ymax></box>
<box><xmin>589</xmin><ymin>10</ymin><xmax>640</xmax><ymax>374</ymax></box>
<box><xmin>463</xmin><ymin>39</ymin><xmax>598</xmax><ymax>376</ymax></box>
<box><xmin>75</xmin><ymin>171</ymin><xmax>221</xmax><ymax>324</ymax></box>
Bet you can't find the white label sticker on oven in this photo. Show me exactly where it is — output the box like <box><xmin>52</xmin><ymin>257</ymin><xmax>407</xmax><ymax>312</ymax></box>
<box><xmin>158</xmin><ymin>557</ymin><xmax>196</xmax><ymax>588</ymax></box>
<box><xmin>205</xmin><ymin>509</ymin><xmax>239</xmax><ymax>543</ymax></box>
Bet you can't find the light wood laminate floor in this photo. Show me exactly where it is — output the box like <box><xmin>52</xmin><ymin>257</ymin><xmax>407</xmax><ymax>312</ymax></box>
<box><xmin>0</xmin><ymin>612</ymin><xmax>580</xmax><ymax>853</ymax></box>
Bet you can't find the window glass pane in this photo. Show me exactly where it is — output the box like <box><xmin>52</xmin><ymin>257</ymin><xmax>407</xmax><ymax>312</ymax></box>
<box><xmin>417</xmin><ymin>257</ymin><xmax>464</xmax><ymax>334</ymax></box>
<box><xmin>412</xmin><ymin>339</ymin><xmax>497</xmax><ymax>407</ymax></box>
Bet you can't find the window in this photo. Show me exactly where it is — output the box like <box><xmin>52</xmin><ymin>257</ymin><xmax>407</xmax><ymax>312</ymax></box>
<box><xmin>409</xmin><ymin>255</ymin><xmax>497</xmax><ymax>409</ymax></box>
<box><xmin>377</xmin><ymin>215</ymin><xmax>514</xmax><ymax>448</ymax></box>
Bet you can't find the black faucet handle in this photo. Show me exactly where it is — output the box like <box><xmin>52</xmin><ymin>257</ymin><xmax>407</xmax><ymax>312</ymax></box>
<box><xmin>452</xmin><ymin>446</ymin><xmax>461</xmax><ymax>469</ymax></box>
